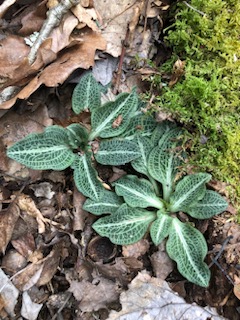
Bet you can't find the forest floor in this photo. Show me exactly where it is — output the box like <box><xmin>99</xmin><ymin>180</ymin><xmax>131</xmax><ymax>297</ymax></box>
<box><xmin>0</xmin><ymin>1</ymin><xmax>239</xmax><ymax>319</ymax></box>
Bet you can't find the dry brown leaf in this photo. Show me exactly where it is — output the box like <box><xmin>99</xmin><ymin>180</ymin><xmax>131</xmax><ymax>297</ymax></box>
<box><xmin>17</xmin><ymin>194</ymin><xmax>60</xmax><ymax>233</ymax></box>
<box><xmin>1</xmin><ymin>29</ymin><xmax>106</xmax><ymax>110</ymax></box>
<box><xmin>95</xmin><ymin>257</ymin><xmax>130</xmax><ymax>285</ymax></box>
<box><xmin>122</xmin><ymin>239</ymin><xmax>150</xmax><ymax>259</ymax></box>
<box><xmin>123</xmin><ymin>257</ymin><xmax>143</xmax><ymax>270</ymax></box>
<box><xmin>12</xmin><ymin>245</ymin><xmax>61</xmax><ymax>291</ymax></box>
<box><xmin>73</xmin><ymin>187</ymin><xmax>88</xmax><ymax>232</ymax></box>
<box><xmin>19</xmin><ymin>0</ymin><xmax>47</xmax><ymax>36</ymax></box>
<box><xmin>38</xmin><ymin>30</ymin><xmax>106</xmax><ymax>86</ymax></box>
<box><xmin>72</xmin><ymin>4</ymin><xmax>98</xmax><ymax>31</ymax></box>
<box><xmin>0</xmin><ymin>105</ymin><xmax>52</xmax><ymax>145</ymax></box>
<box><xmin>233</xmin><ymin>283</ymin><xmax>240</xmax><ymax>300</ymax></box>
<box><xmin>169</xmin><ymin>59</ymin><xmax>185</xmax><ymax>87</ymax></box>
<box><xmin>1</xmin><ymin>249</ymin><xmax>28</xmax><ymax>275</ymax></box>
<box><xmin>0</xmin><ymin>203</ymin><xmax>20</xmax><ymax>254</ymax></box>
<box><xmin>69</xmin><ymin>277</ymin><xmax>119</xmax><ymax>312</ymax></box>
<box><xmin>49</xmin><ymin>13</ymin><xmax>79</xmax><ymax>53</ymax></box>
<box><xmin>36</xmin><ymin>245</ymin><xmax>61</xmax><ymax>286</ymax></box>
<box><xmin>0</xmin><ymin>138</ymin><xmax>8</xmax><ymax>172</ymax></box>
<box><xmin>11</xmin><ymin>233</ymin><xmax>36</xmax><ymax>259</ymax></box>
<box><xmin>0</xmin><ymin>35</ymin><xmax>30</xmax><ymax>86</ymax></box>
<box><xmin>12</xmin><ymin>261</ymin><xmax>44</xmax><ymax>291</ymax></box>
<box><xmin>150</xmin><ymin>242</ymin><xmax>174</xmax><ymax>280</ymax></box>
<box><xmin>93</xmin><ymin>0</ymin><xmax>139</xmax><ymax>57</ymax></box>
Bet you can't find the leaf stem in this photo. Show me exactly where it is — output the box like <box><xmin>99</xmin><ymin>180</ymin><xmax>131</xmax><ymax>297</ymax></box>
<box><xmin>163</xmin><ymin>184</ymin><xmax>172</xmax><ymax>202</ymax></box>
<box><xmin>147</xmin><ymin>174</ymin><xmax>161</xmax><ymax>197</ymax></box>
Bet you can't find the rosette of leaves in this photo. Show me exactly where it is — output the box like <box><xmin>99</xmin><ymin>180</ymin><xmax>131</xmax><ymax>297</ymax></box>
<box><xmin>7</xmin><ymin>73</ymin><xmax>157</xmax><ymax>200</ymax></box>
<box><xmin>90</xmin><ymin>124</ymin><xmax>228</xmax><ymax>287</ymax></box>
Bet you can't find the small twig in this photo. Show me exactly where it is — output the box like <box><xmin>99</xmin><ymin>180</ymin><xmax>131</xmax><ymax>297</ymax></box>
<box><xmin>113</xmin><ymin>26</ymin><xmax>130</xmax><ymax>94</ymax></box>
<box><xmin>209</xmin><ymin>235</ymin><xmax>233</xmax><ymax>267</ymax></box>
<box><xmin>183</xmin><ymin>1</ymin><xmax>206</xmax><ymax>16</ymax></box>
<box><xmin>209</xmin><ymin>236</ymin><xmax>234</xmax><ymax>285</ymax></box>
<box><xmin>28</xmin><ymin>0</ymin><xmax>80</xmax><ymax>65</ymax></box>
<box><xmin>51</xmin><ymin>292</ymin><xmax>72</xmax><ymax>320</ymax></box>
<box><xmin>143</xmin><ymin>0</ymin><xmax>150</xmax><ymax>33</ymax></box>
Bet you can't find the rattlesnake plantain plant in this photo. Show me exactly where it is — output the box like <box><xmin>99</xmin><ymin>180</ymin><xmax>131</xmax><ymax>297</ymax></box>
<box><xmin>7</xmin><ymin>72</ymin><xmax>157</xmax><ymax>200</ymax></box>
<box><xmin>7</xmin><ymin>74</ymin><xmax>228</xmax><ymax>287</ymax></box>
<box><xmin>86</xmin><ymin>123</ymin><xmax>228</xmax><ymax>287</ymax></box>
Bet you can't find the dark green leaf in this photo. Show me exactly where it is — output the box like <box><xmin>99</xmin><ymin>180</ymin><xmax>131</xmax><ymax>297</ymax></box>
<box><xmin>7</xmin><ymin>126</ymin><xmax>75</xmax><ymax>170</ymax></box>
<box><xmin>93</xmin><ymin>204</ymin><xmax>155</xmax><ymax>245</ymax></box>
<box><xmin>169</xmin><ymin>173</ymin><xmax>211</xmax><ymax>212</ymax></box>
<box><xmin>95</xmin><ymin>139</ymin><xmax>141</xmax><ymax>165</ymax></box>
<box><xmin>186</xmin><ymin>190</ymin><xmax>228</xmax><ymax>219</ymax></box>
<box><xmin>83</xmin><ymin>190</ymin><xmax>123</xmax><ymax>215</ymax></box>
<box><xmin>72</xmin><ymin>153</ymin><xmax>104</xmax><ymax>200</ymax></box>
<box><xmin>166</xmin><ymin>219</ymin><xmax>210</xmax><ymax>287</ymax></box>
<box><xmin>72</xmin><ymin>73</ymin><xmax>101</xmax><ymax>114</ymax></box>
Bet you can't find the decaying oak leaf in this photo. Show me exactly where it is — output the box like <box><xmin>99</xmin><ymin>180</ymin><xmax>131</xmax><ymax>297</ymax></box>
<box><xmin>107</xmin><ymin>271</ymin><xmax>227</xmax><ymax>320</ymax></box>
<box><xmin>12</xmin><ymin>245</ymin><xmax>61</xmax><ymax>291</ymax></box>
<box><xmin>0</xmin><ymin>29</ymin><xmax>106</xmax><ymax>110</ymax></box>
<box><xmin>37</xmin><ymin>29</ymin><xmax>106</xmax><ymax>86</ymax></box>
<box><xmin>71</xmin><ymin>4</ymin><xmax>98</xmax><ymax>31</ymax></box>
<box><xmin>93</xmin><ymin>0</ymin><xmax>140</xmax><ymax>57</ymax></box>
<box><xmin>0</xmin><ymin>203</ymin><xmax>20</xmax><ymax>254</ymax></box>
<box><xmin>69</xmin><ymin>277</ymin><xmax>119</xmax><ymax>312</ymax></box>
<box><xmin>48</xmin><ymin>13</ymin><xmax>79</xmax><ymax>53</ymax></box>
<box><xmin>0</xmin><ymin>35</ymin><xmax>30</xmax><ymax>86</ymax></box>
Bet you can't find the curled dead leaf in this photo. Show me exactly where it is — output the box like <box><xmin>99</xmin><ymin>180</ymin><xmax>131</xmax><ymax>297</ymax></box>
<box><xmin>169</xmin><ymin>59</ymin><xmax>185</xmax><ymax>87</ymax></box>
<box><xmin>0</xmin><ymin>203</ymin><xmax>20</xmax><ymax>254</ymax></box>
<box><xmin>112</xmin><ymin>114</ymin><xmax>123</xmax><ymax>128</ymax></box>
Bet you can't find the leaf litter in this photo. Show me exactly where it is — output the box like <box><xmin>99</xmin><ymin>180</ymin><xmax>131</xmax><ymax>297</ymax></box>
<box><xmin>0</xmin><ymin>0</ymin><xmax>239</xmax><ymax>319</ymax></box>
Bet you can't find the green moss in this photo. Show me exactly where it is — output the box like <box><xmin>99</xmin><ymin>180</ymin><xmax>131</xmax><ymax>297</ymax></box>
<box><xmin>154</xmin><ymin>0</ymin><xmax>240</xmax><ymax>212</ymax></box>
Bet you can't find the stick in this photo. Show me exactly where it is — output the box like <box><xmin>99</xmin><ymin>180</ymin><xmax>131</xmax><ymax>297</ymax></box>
<box><xmin>28</xmin><ymin>0</ymin><xmax>80</xmax><ymax>65</ymax></box>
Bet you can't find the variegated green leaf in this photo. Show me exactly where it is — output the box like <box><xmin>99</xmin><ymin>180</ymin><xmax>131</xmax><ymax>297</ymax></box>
<box><xmin>114</xmin><ymin>175</ymin><xmax>164</xmax><ymax>209</ymax></box>
<box><xmin>121</xmin><ymin>114</ymin><xmax>157</xmax><ymax>138</ymax></box>
<box><xmin>92</xmin><ymin>204</ymin><xmax>156</xmax><ymax>245</ymax></box>
<box><xmin>72</xmin><ymin>153</ymin><xmax>104</xmax><ymax>200</ymax></box>
<box><xmin>89</xmin><ymin>90</ymin><xmax>138</xmax><ymax>139</ymax></box>
<box><xmin>66</xmin><ymin>124</ymin><xmax>89</xmax><ymax>149</ymax></box>
<box><xmin>169</xmin><ymin>173</ymin><xmax>211</xmax><ymax>212</ymax></box>
<box><xmin>72</xmin><ymin>73</ymin><xmax>101</xmax><ymax>114</ymax></box>
<box><xmin>148</xmin><ymin>131</ymin><xmax>184</xmax><ymax>201</ymax></box>
<box><xmin>150</xmin><ymin>121</ymin><xmax>177</xmax><ymax>146</ymax></box>
<box><xmin>7</xmin><ymin>126</ymin><xmax>75</xmax><ymax>170</ymax></box>
<box><xmin>186</xmin><ymin>190</ymin><xmax>228</xmax><ymax>219</ymax></box>
<box><xmin>150</xmin><ymin>211</ymin><xmax>173</xmax><ymax>245</ymax></box>
<box><xmin>95</xmin><ymin>139</ymin><xmax>141</xmax><ymax>165</ymax></box>
<box><xmin>158</xmin><ymin>127</ymin><xmax>182</xmax><ymax>149</ymax></box>
<box><xmin>131</xmin><ymin>136</ymin><xmax>153</xmax><ymax>175</ymax></box>
<box><xmin>166</xmin><ymin>219</ymin><xmax>210</xmax><ymax>287</ymax></box>
<box><xmin>83</xmin><ymin>190</ymin><xmax>123</xmax><ymax>215</ymax></box>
